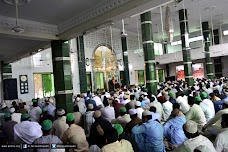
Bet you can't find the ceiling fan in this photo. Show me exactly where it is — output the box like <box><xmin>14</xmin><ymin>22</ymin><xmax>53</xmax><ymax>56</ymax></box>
<box><xmin>11</xmin><ymin>0</ymin><xmax>24</xmax><ymax>33</ymax></box>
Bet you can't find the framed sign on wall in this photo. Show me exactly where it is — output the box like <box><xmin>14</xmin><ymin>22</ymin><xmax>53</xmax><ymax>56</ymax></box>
<box><xmin>19</xmin><ymin>75</ymin><xmax>28</xmax><ymax>94</ymax></box>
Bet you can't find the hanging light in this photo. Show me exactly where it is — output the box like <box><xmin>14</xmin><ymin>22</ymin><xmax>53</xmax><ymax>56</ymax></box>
<box><xmin>165</xmin><ymin>6</ymin><xmax>174</xmax><ymax>42</ymax></box>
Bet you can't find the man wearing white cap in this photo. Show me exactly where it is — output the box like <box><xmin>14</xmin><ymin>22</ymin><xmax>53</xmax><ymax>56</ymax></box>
<box><xmin>202</xmin><ymin>98</ymin><xmax>228</xmax><ymax>135</ymax></box>
<box><xmin>9</xmin><ymin>107</ymin><xmax>21</xmax><ymax>123</ymax></box>
<box><xmin>174</xmin><ymin>120</ymin><xmax>216</xmax><ymax>152</ymax></box>
<box><xmin>132</xmin><ymin>110</ymin><xmax>165</xmax><ymax>152</ymax></box>
<box><xmin>135</xmin><ymin>101</ymin><xmax>144</xmax><ymax>119</ymax></box>
<box><xmin>125</xmin><ymin>109</ymin><xmax>142</xmax><ymax>136</ymax></box>
<box><xmin>52</xmin><ymin>108</ymin><xmax>69</xmax><ymax>139</ymax></box>
<box><xmin>1</xmin><ymin>102</ymin><xmax>9</xmax><ymax>113</ymax></box>
<box><xmin>121</xmin><ymin>95</ymin><xmax>130</xmax><ymax>105</ymax></box>
<box><xmin>176</xmin><ymin>92</ymin><xmax>190</xmax><ymax>114</ymax></box>
<box><xmin>162</xmin><ymin>95</ymin><xmax>173</xmax><ymax>121</ymax></box>
<box><xmin>92</xmin><ymin>93</ymin><xmax>104</xmax><ymax>109</ymax></box>
<box><xmin>142</xmin><ymin>93</ymin><xmax>150</xmax><ymax>105</ymax></box>
<box><xmin>84</xmin><ymin>104</ymin><xmax>95</xmax><ymax>136</ymax></box>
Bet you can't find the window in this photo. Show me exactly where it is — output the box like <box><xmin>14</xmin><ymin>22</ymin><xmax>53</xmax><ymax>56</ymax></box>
<box><xmin>135</xmin><ymin>70</ymin><xmax>145</xmax><ymax>85</ymax></box>
<box><xmin>34</xmin><ymin>73</ymin><xmax>55</xmax><ymax>98</ymax></box>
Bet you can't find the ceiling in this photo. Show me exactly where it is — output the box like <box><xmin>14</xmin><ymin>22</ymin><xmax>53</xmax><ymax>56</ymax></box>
<box><xmin>0</xmin><ymin>0</ymin><xmax>172</xmax><ymax>63</ymax></box>
<box><xmin>0</xmin><ymin>0</ymin><xmax>110</xmax><ymax>25</ymax></box>
<box><xmin>113</xmin><ymin>0</ymin><xmax>228</xmax><ymax>42</ymax></box>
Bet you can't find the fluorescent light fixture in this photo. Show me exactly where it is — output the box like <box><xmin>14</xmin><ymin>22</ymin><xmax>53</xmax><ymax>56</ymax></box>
<box><xmin>171</xmin><ymin>40</ymin><xmax>181</xmax><ymax>46</ymax></box>
<box><xmin>171</xmin><ymin>35</ymin><xmax>204</xmax><ymax>46</ymax></box>
<box><xmin>189</xmin><ymin>35</ymin><xmax>203</xmax><ymax>43</ymax></box>
<box><xmin>223</xmin><ymin>30</ymin><xmax>228</xmax><ymax>35</ymax></box>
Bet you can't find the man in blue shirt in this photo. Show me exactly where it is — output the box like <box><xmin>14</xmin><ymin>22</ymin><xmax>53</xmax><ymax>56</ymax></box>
<box><xmin>163</xmin><ymin>109</ymin><xmax>187</xmax><ymax>146</ymax></box>
<box><xmin>132</xmin><ymin>110</ymin><xmax>165</xmax><ymax>152</ymax></box>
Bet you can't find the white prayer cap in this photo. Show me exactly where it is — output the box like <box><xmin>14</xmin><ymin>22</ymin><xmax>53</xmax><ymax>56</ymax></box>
<box><xmin>1</xmin><ymin>103</ymin><xmax>7</xmax><ymax>109</ymax></box>
<box><xmin>115</xmin><ymin>98</ymin><xmax>120</xmax><ymax>103</ymax></box>
<box><xmin>56</xmin><ymin>108</ymin><xmax>65</xmax><ymax>116</ymax></box>
<box><xmin>129</xmin><ymin>109</ymin><xmax>137</xmax><ymax>115</ymax></box>
<box><xmin>135</xmin><ymin>101</ymin><xmax>141</xmax><ymax>107</ymax></box>
<box><xmin>9</xmin><ymin>108</ymin><xmax>15</xmax><ymax>113</ymax></box>
<box><xmin>142</xmin><ymin>110</ymin><xmax>151</xmax><ymax>117</ymax></box>
<box><xmin>88</xmin><ymin>104</ymin><xmax>94</xmax><ymax>110</ymax></box>
<box><xmin>118</xmin><ymin>94</ymin><xmax>123</xmax><ymax>99</ymax></box>
<box><xmin>184</xmin><ymin>120</ymin><xmax>198</xmax><ymax>134</ymax></box>
<box><xmin>84</xmin><ymin>94</ymin><xmax>87</xmax><ymax>97</ymax></box>
<box><xmin>113</xmin><ymin>94</ymin><xmax>118</xmax><ymax>98</ymax></box>
<box><xmin>49</xmin><ymin>98</ymin><xmax>54</xmax><ymax>104</ymax></box>
<box><xmin>123</xmin><ymin>95</ymin><xmax>128</xmax><ymax>99</ymax></box>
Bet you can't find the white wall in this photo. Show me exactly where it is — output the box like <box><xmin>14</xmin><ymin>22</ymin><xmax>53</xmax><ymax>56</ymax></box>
<box><xmin>11</xmin><ymin>48</ymin><xmax>53</xmax><ymax>102</ymax></box>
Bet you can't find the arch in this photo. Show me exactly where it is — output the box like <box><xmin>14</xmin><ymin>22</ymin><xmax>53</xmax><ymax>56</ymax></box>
<box><xmin>91</xmin><ymin>44</ymin><xmax>119</xmax><ymax>91</ymax></box>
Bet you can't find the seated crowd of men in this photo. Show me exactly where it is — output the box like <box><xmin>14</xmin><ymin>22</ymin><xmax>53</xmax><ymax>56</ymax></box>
<box><xmin>0</xmin><ymin>78</ymin><xmax>228</xmax><ymax>152</ymax></box>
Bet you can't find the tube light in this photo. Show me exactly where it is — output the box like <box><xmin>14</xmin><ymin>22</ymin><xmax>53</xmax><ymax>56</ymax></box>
<box><xmin>223</xmin><ymin>30</ymin><xmax>228</xmax><ymax>35</ymax></box>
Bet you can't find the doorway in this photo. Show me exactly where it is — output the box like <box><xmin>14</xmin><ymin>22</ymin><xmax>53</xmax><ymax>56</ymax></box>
<box><xmin>92</xmin><ymin>45</ymin><xmax>119</xmax><ymax>91</ymax></box>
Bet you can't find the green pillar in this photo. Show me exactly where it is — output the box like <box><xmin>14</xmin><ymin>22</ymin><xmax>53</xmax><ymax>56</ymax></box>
<box><xmin>202</xmin><ymin>22</ymin><xmax>214</xmax><ymax>79</ymax></box>
<box><xmin>2</xmin><ymin>63</ymin><xmax>12</xmax><ymax>80</ymax></box>
<box><xmin>77</xmin><ymin>36</ymin><xmax>87</xmax><ymax>93</ymax></box>
<box><xmin>179</xmin><ymin>9</ymin><xmax>193</xmax><ymax>86</ymax></box>
<box><xmin>140</xmin><ymin>12</ymin><xmax>157</xmax><ymax>94</ymax></box>
<box><xmin>121</xmin><ymin>36</ymin><xmax>130</xmax><ymax>86</ymax></box>
<box><xmin>51</xmin><ymin>40</ymin><xmax>73</xmax><ymax>113</ymax></box>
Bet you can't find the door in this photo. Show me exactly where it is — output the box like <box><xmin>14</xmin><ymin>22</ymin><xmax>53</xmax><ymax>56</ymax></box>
<box><xmin>95</xmin><ymin>72</ymin><xmax>105</xmax><ymax>90</ymax></box>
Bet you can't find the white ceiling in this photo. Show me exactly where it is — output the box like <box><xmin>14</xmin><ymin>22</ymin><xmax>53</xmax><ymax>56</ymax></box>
<box><xmin>113</xmin><ymin>0</ymin><xmax>228</xmax><ymax>41</ymax></box>
<box><xmin>0</xmin><ymin>0</ymin><xmax>172</xmax><ymax>63</ymax></box>
<box><xmin>0</xmin><ymin>0</ymin><xmax>110</xmax><ymax>25</ymax></box>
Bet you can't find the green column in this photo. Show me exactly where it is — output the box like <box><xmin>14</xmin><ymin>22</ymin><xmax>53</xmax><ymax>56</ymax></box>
<box><xmin>140</xmin><ymin>12</ymin><xmax>157</xmax><ymax>94</ymax></box>
<box><xmin>121</xmin><ymin>36</ymin><xmax>130</xmax><ymax>86</ymax></box>
<box><xmin>179</xmin><ymin>9</ymin><xmax>193</xmax><ymax>86</ymax></box>
<box><xmin>51</xmin><ymin>40</ymin><xmax>73</xmax><ymax>113</ymax></box>
<box><xmin>2</xmin><ymin>63</ymin><xmax>12</xmax><ymax>80</ymax></box>
<box><xmin>202</xmin><ymin>22</ymin><xmax>214</xmax><ymax>79</ymax></box>
<box><xmin>77</xmin><ymin>36</ymin><xmax>87</xmax><ymax>93</ymax></box>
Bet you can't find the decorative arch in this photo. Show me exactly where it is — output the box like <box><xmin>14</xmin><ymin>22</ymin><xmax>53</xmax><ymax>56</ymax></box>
<box><xmin>91</xmin><ymin>44</ymin><xmax>119</xmax><ymax>90</ymax></box>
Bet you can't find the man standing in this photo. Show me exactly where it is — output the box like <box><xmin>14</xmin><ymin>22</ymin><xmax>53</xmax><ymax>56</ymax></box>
<box><xmin>52</xmin><ymin>108</ymin><xmax>69</xmax><ymax>139</ymax></box>
<box><xmin>33</xmin><ymin>120</ymin><xmax>64</xmax><ymax>152</ymax></box>
<box><xmin>125</xmin><ymin>109</ymin><xmax>142</xmax><ymax>136</ymax></box>
<box><xmin>186</xmin><ymin>96</ymin><xmax>206</xmax><ymax>131</ymax></box>
<box><xmin>100</xmin><ymin>98</ymin><xmax>115</xmax><ymax>122</ymax></box>
<box><xmin>61</xmin><ymin>113</ymin><xmax>89</xmax><ymax>152</ymax></box>
<box><xmin>29</xmin><ymin>100</ymin><xmax>42</xmax><ymax>122</ymax></box>
<box><xmin>89</xmin><ymin>110</ymin><xmax>113</xmax><ymax>148</ymax></box>
<box><xmin>200</xmin><ymin>92</ymin><xmax>215</xmax><ymax>122</ymax></box>
<box><xmin>111</xmin><ymin>107</ymin><xmax>131</xmax><ymax>128</ymax></box>
<box><xmin>132</xmin><ymin>111</ymin><xmax>165</xmax><ymax>152</ymax></box>
<box><xmin>135</xmin><ymin>101</ymin><xmax>144</xmax><ymax>119</ymax></box>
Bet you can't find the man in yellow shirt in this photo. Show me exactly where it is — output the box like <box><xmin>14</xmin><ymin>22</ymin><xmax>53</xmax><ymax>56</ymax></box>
<box><xmin>101</xmin><ymin>127</ymin><xmax>133</xmax><ymax>152</ymax></box>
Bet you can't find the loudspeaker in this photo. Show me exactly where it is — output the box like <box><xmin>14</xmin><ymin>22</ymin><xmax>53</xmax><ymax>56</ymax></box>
<box><xmin>3</xmin><ymin>78</ymin><xmax>18</xmax><ymax>100</ymax></box>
